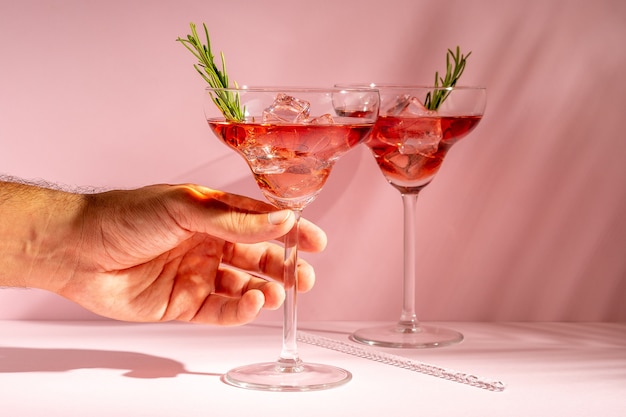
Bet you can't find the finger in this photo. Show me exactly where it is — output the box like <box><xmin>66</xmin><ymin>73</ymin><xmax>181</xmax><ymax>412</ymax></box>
<box><xmin>209</xmin><ymin>186</ymin><xmax>327</xmax><ymax>250</ymax></box>
<box><xmin>295</xmin><ymin>261</ymin><xmax>316</xmax><ymax>293</ymax></box>
<box><xmin>190</xmin><ymin>289</ymin><xmax>267</xmax><ymax>326</ymax></box>
<box><xmin>167</xmin><ymin>185</ymin><xmax>327</xmax><ymax>251</ymax></box>
<box><xmin>214</xmin><ymin>268</ymin><xmax>286</xmax><ymax>309</ymax></box>
<box><xmin>292</xmin><ymin>217</ymin><xmax>328</xmax><ymax>253</ymax></box>
<box><xmin>221</xmin><ymin>242</ymin><xmax>316</xmax><ymax>292</ymax></box>
<box><xmin>165</xmin><ymin>185</ymin><xmax>294</xmax><ymax>242</ymax></box>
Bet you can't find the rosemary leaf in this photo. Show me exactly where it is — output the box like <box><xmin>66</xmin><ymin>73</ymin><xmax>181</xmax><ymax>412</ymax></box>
<box><xmin>176</xmin><ymin>23</ymin><xmax>245</xmax><ymax>121</ymax></box>
<box><xmin>424</xmin><ymin>46</ymin><xmax>472</xmax><ymax>111</ymax></box>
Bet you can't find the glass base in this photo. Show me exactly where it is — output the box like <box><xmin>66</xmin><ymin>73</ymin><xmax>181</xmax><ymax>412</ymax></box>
<box><xmin>222</xmin><ymin>362</ymin><xmax>352</xmax><ymax>392</ymax></box>
<box><xmin>350</xmin><ymin>323</ymin><xmax>463</xmax><ymax>348</ymax></box>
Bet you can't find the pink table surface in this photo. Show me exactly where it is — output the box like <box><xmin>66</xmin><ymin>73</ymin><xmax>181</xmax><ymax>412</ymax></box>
<box><xmin>1</xmin><ymin>320</ymin><xmax>624</xmax><ymax>416</ymax></box>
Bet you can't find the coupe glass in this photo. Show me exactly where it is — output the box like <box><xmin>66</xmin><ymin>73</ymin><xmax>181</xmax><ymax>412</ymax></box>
<box><xmin>204</xmin><ymin>87</ymin><xmax>379</xmax><ymax>390</ymax></box>
<box><xmin>337</xmin><ymin>84</ymin><xmax>486</xmax><ymax>348</ymax></box>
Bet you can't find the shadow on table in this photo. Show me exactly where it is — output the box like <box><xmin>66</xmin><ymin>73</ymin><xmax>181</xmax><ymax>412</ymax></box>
<box><xmin>0</xmin><ymin>347</ymin><xmax>220</xmax><ymax>379</ymax></box>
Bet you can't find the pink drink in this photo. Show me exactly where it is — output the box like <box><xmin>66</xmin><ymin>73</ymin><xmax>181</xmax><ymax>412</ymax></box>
<box><xmin>367</xmin><ymin>115</ymin><xmax>482</xmax><ymax>194</ymax></box>
<box><xmin>209</xmin><ymin>119</ymin><xmax>373</xmax><ymax>208</ymax></box>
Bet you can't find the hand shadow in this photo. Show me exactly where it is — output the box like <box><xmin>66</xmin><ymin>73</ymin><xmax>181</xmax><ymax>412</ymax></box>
<box><xmin>0</xmin><ymin>347</ymin><xmax>219</xmax><ymax>379</ymax></box>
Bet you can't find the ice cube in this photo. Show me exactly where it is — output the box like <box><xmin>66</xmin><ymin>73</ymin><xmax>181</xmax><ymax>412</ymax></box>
<box><xmin>398</xmin><ymin>96</ymin><xmax>433</xmax><ymax>117</ymax></box>
<box><xmin>383</xmin><ymin>94</ymin><xmax>412</xmax><ymax>116</ymax></box>
<box><xmin>263</xmin><ymin>93</ymin><xmax>311</xmax><ymax>123</ymax></box>
<box><xmin>309</xmin><ymin>114</ymin><xmax>334</xmax><ymax>125</ymax></box>
<box><xmin>386</xmin><ymin>95</ymin><xmax>442</xmax><ymax>155</ymax></box>
<box><xmin>399</xmin><ymin>117</ymin><xmax>442</xmax><ymax>156</ymax></box>
<box><xmin>384</xmin><ymin>94</ymin><xmax>436</xmax><ymax>117</ymax></box>
<box><xmin>242</xmin><ymin>145</ymin><xmax>293</xmax><ymax>174</ymax></box>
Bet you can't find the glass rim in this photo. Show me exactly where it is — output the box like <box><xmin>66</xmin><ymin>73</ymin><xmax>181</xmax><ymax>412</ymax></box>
<box><xmin>204</xmin><ymin>86</ymin><xmax>381</xmax><ymax>93</ymax></box>
<box><xmin>335</xmin><ymin>83</ymin><xmax>486</xmax><ymax>91</ymax></box>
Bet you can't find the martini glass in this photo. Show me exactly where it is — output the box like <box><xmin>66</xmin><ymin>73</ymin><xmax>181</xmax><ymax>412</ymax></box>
<box><xmin>204</xmin><ymin>87</ymin><xmax>379</xmax><ymax>390</ymax></box>
<box><xmin>338</xmin><ymin>84</ymin><xmax>486</xmax><ymax>348</ymax></box>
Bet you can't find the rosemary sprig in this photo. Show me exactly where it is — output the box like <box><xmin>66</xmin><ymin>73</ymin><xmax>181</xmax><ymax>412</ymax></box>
<box><xmin>424</xmin><ymin>46</ymin><xmax>471</xmax><ymax>111</ymax></box>
<box><xmin>176</xmin><ymin>22</ymin><xmax>244</xmax><ymax>121</ymax></box>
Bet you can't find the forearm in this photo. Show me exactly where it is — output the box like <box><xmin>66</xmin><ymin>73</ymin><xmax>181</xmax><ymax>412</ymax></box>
<box><xmin>0</xmin><ymin>180</ymin><xmax>86</xmax><ymax>291</ymax></box>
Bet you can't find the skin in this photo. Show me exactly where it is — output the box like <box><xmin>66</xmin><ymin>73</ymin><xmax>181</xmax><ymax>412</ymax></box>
<box><xmin>0</xmin><ymin>181</ymin><xmax>327</xmax><ymax>326</ymax></box>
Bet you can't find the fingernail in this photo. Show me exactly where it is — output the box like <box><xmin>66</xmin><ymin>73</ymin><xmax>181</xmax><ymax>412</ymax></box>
<box><xmin>268</xmin><ymin>210</ymin><xmax>292</xmax><ymax>225</ymax></box>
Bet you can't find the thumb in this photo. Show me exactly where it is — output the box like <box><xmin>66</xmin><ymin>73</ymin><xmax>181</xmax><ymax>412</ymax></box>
<box><xmin>169</xmin><ymin>185</ymin><xmax>296</xmax><ymax>243</ymax></box>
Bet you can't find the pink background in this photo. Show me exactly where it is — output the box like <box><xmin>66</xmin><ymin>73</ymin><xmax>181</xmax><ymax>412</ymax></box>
<box><xmin>0</xmin><ymin>0</ymin><xmax>624</xmax><ymax>322</ymax></box>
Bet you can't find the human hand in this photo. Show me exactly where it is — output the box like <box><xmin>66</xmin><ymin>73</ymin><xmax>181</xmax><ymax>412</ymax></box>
<box><xmin>55</xmin><ymin>184</ymin><xmax>327</xmax><ymax>325</ymax></box>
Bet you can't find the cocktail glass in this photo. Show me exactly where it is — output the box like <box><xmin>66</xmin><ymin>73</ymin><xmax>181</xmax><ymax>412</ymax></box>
<box><xmin>204</xmin><ymin>87</ymin><xmax>380</xmax><ymax>390</ymax></box>
<box><xmin>337</xmin><ymin>84</ymin><xmax>486</xmax><ymax>348</ymax></box>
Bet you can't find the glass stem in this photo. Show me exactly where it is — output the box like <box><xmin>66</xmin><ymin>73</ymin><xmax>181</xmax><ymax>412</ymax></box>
<box><xmin>277</xmin><ymin>209</ymin><xmax>303</xmax><ymax>372</ymax></box>
<box><xmin>399</xmin><ymin>192</ymin><xmax>420</xmax><ymax>330</ymax></box>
